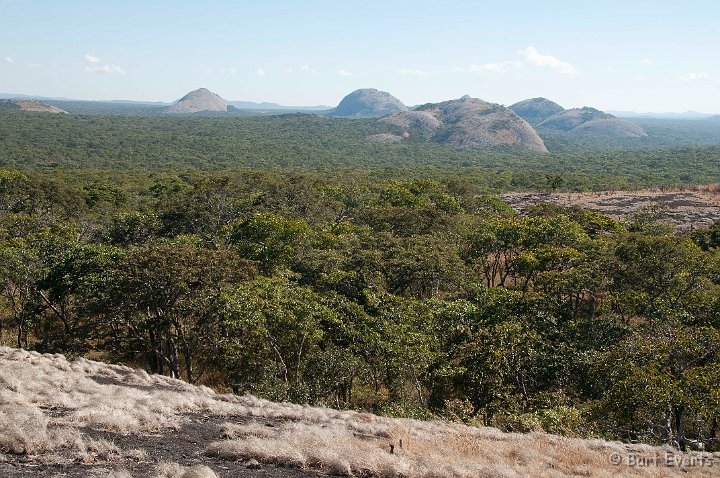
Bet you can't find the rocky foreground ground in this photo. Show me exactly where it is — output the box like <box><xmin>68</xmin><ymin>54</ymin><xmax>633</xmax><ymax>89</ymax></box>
<box><xmin>1</xmin><ymin>347</ymin><xmax>718</xmax><ymax>477</ymax></box>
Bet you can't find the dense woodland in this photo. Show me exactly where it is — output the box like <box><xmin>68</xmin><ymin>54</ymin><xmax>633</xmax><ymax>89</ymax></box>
<box><xmin>1</xmin><ymin>110</ymin><xmax>720</xmax><ymax>452</ymax></box>
<box><xmin>2</xmin><ymin>110</ymin><xmax>720</xmax><ymax>190</ymax></box>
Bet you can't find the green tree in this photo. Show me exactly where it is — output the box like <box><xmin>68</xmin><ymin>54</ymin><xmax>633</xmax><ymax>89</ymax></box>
<box><xmin>596</xmin><ymin>322</ymin><xmax>720</xmax><ymax>449</ymax></box>
<box><xmin>225</xmin><ymin>212</ymin><xmax>310</xmax><ymax>273</ymax></box>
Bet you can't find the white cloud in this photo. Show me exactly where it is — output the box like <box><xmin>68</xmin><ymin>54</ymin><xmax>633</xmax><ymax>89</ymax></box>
<box><xmin>453</xmin><ymin>61</ymin><xmax>521</xmax><ymax>74</ymax></box>
<box><xmin>299</xmin><ymin>63</ymin><xmax>318</xmax><ymax>74</ymax></box>
<box><xmin>4</xmin><ymin>56</ymin><xmax>14</xmax><ymax>64</ymax></box>
<box><xmin>679</xmin><ymin>72</ymin><xmax>709</xmax><ymax>82</ymax></box>
<box><xmin>478</xmin><ymin>60</ymin><xmax>522</xmax><ymax>73</ymax></box>
<box><xmin>27</xmin><ymin>63</ymin><xmax>42</xmax><ymax>69</ymax></box>
<box><xmin>638</xmin><ymin>58</ymin><xmax>654</xmax><ymax>65</ymax></box>
<box><xmin>456</xmin><ymin>47</ymin><xmax>576</xmax><ymax>76</ymax></box>
<box><xmin>519</xmin><ymin>47</ymin><xmax>577</xmax><ymax>74</ymax></box>
<box><xmin>255</xmin><ymin>67</ymin><xmax>265</xmax><ymax>77</ymax></box>
<box><xmin>337</xmin><ymin>69</ymin><xmax>352</xmax><ymax>76</ymax></box>
<box><xmin>85</xmin><ymin>64</ymin><xmax>126</xmax><ymax>74</ymax></box>
<box><xmin>83</xmin><ymin>54</ymin><xmax>100</xmax><ymax>64</ymax></box>
<box><xmin>285</xmin><ymin>64</ymin><xmax>318</xmax><ymax>74</ymax></box>
<box><xmin>228</xmin><ymin>67</ymin><xmax>237</xmax><ymax>76</ymax></box>
<box><xmin>397</xmin><ymin>69</ymin><xmax>432</xmax><ymax>77</ymax></box>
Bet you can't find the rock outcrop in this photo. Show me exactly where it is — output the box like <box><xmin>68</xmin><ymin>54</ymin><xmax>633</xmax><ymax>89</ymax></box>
<box><xmin>328</xmin><ymin>88</ymin><xmax>408</xmax><ymax>118</ymax></box>
<box><xmin>0</xmin><ymin>99</ymin><xmax>67</xmax><ymax>114</ymax></box>
<box><xmin>509</xmin><ymin>97</ymin><xmax>565</xmax><ymax>125</ymax></box>
<box><xmin>538</xmin><ymin>107</ymin><xmax>648</xmax><ymax>137</ymax></box>
<box><xmin>164</xmin><ymin>88</ymin><xmax>228</xmax><ymax>114</ymax></box>
<box><xmin>381</xmin><ymin>97</ymin><xmax>549</xmax><ymax>152</ymax></box>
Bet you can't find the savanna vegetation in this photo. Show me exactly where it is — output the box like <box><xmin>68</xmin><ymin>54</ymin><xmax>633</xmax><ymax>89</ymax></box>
<box><xmin>2</xmin><ymin>110</ymin><xmax>720</xmax><ymax>190</ymax></box>
<box><xmin>1</xmin><ymin>110</ymin><xmax>720</xmax><ymax>452</ymax></box>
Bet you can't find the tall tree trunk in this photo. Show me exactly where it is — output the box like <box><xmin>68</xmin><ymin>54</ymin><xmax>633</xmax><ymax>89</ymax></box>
<box><xmin>166</xmin><ymin>333</ymin><xmax>180</xmax><ymax>379</ymax></box>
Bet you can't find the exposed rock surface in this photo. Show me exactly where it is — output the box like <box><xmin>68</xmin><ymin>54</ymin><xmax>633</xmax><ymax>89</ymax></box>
<box><xmin>501</xmin><ymin>187</ymin><xmax>720</xmax><ymax>229</ymax></box>
<box><xmin>381</xmin><ymin>110</ymin><xmax>442</xmax><ymax>139</ymax></box>
<box><xmin>0</xmin><ymin>99</ymin><xmax>67</xmax><ymax>113</ymax></box>
<box><xmin>164</xmin><ymin>88</ymin><xmax>228</xmax><ymax>114</ymax></box>
<box><xmin>381</xmin><ymin>97</ymin><xmax>549</xmax><ymax>152</ymax></box>
<box><xmin>328</xmin><ymin>88</ymin><xmax>408</xmax><ymax>118</ymax></box>
<box><xmin>538</xmin><ymin>107</ymin><xmax>647</xmax><ymax>137</ymax></box>
<box><xmin>509</xmin><ymin>97</ymin><xmax>565</xmax><ymax>125</ymax></box>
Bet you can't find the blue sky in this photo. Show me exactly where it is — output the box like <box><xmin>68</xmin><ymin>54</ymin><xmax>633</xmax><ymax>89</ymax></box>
<box><xmin>1</xmin><ymin>0</ymin><xmax>719</xmax><ymax>112</ymax></box>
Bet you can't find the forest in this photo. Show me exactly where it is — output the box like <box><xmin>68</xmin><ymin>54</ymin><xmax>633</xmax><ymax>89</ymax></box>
<box><xmin>1</xmin><ymin>110</ymin><xmax>720</xmax><ymax>452</ymax></box>
<box><xmin>2</xmin><ymin>110</ymin><xmax>720</xmax><ymax>191</ymax></box>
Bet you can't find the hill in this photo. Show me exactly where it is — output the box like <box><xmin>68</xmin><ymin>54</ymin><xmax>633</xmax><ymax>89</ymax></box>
<box><xmin>0</xmin><ymin>99</ymin><xmax>67</xmax><ymax>114</ymax></box>
<box><xmin>164</xmin><ymin>88</ymin><xmax>228</xmax><ymax>114</ymax></box>
<box><xmin>609</xmin><ymin>110</ymin><xmax>715</xmax><ymax>120</ymax></box>
<box><xmin>1</xmin><ymin>346</ymin><xmax>717</xmax><ymax>478</ymax></box>
<box><xmin>509</xmin><ymin>97</ymin><xmax>565</xmax><ymax>125</ymax></box>
<box><xmin>381</xmin><ymin>97</ymin><xmax>549</xmax><ymax>152</ymax></box>
<box><xmin>539</xmin><ymin>107</ymin><xmax>648</xmax><ymax>137</ymax></box>
<box><xmin>327</xmin><ymin>88</ymin><xmax>408</xmax><ymax>118</ymax></box>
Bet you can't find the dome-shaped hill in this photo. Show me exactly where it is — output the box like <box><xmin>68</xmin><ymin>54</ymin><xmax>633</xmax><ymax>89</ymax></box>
<box><xmin>327</xmin><ymin>88</ymin><xmax>408</xmax><ymax>118</ymax></box>
<box><xmin>509</xmin><ymin>97</ymin><xmax>565</xmax><ymax>125</ymax></box>
<box><xmin>539</xmin><ymin>107</ymin><xmax>647</xmax><ymax>137</ymax></box>
<box><xmin>0</xmin><ymin>99</ymin><xmax>67</xmax><ymax>114</ymax></box>
<box><xmin>381</xmin><ymin>97</ymin><xmax>548</xmax><ymax>153</ymax></box>
<box><xmin>164</xmin><ymin>88</ymin><xmax>228</xmax><ymax>114</ymax></box>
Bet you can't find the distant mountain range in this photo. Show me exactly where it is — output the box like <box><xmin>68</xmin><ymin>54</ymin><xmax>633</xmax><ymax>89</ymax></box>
<box><xmin>3</xmin><ymin>92</ymin><xmax>717</xmax><ymax>118</ymax></box>
<box><xmin>0</xmin><ymin>93</ymin><xmax>329</xmax><ymax>112</ymax></box>
<box><xmin>607</xmin><ymin>110</ymin><xmax>716</xmax><ymax>120</ymax></box>
<box><xmin>228</xmin><ymin>101</ymin><xmax>330</xmax><ymax>111</ymax></box>
<box><xmin>4</xmin><ymin>88</ymin><xmax>719</xmax><ymax>153</ymax></box>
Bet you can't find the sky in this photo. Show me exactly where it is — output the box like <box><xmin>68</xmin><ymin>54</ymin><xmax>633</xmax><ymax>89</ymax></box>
<box><xmin>1</xmin><ymin>0</ymin><xmax>719</xmax><ymax>112</ymax></box>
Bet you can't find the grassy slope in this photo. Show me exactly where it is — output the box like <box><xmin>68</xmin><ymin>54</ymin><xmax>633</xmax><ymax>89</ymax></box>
<box><xmin>1</xmin><ymin>347</ymin><xmax>717</xmax><ymax>478</ymax></box>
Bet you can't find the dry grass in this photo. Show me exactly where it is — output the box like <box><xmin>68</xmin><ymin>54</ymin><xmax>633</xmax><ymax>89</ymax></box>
<box><xmin>208</xmin><ymin>414</ymin><xmax>720</xmax><ymax>477</ymax></box>
<box><xmin>1</xmin><ymin>346</ymin><xmax>718</xmax><ymax>477</ymax></box>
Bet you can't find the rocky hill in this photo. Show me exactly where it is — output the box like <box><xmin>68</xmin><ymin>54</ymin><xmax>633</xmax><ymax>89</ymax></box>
<box><xmin>509</xmin><ymin>97</ymin><xmax>564</xmax><ymax>125</ymax></box>
<box><xmin>380</xmin><ymin>97</ymin><xmax>549</xmax><ymax>152</ymax></box>
<box><xmin>538</xmin><ymin>107</ymin><xmax>648</xmax><ymax>137</ymax></box>
<box><xmin>0</xmin><ymin>99</ymin><xmax>67</xmax><ymax>114</ymax></box>
<box><xmin>164</xmin><ymin>88</ymin><xmax>228</xmax><ymax>114</ymax></box>
<box><xmin>327</xmin><ymin>88</ymin><xmax>408</xmax><ymax>118</ymax></box>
